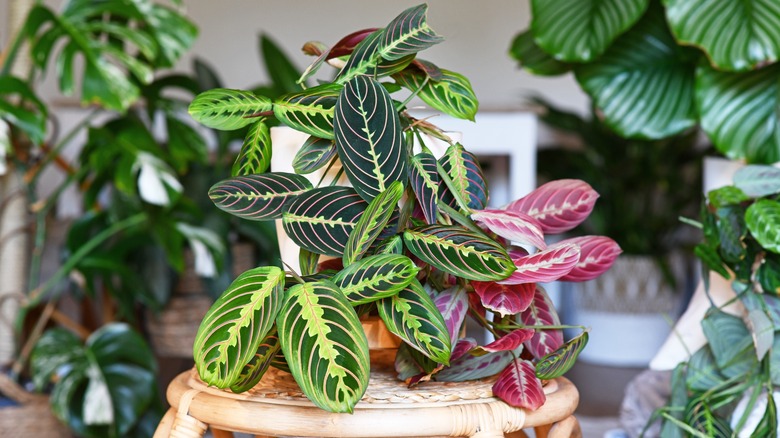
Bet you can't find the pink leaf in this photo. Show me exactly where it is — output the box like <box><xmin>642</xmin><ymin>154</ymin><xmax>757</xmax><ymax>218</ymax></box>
<box><xmin>492</xmin><ymin>359</ymin><xmax>546</xmax><ymax>410</ymax></box>
<box><xmin>451</xmin><ymin>337</ymin><xmax>478</xmax><ymax>362</ymax></box>
<box><xmin>434</xmin><ymin>286</ymin><xmax>469</xmax><ymax>346</ymax></box>
<box><xmin>480</xmin><ymin>329</ymin><xmax>535</xmax><ymax>353</ymax></box>
<box><xmin>508</xmin><ymin>246</ymin><xmax>529</xmax><ymax>259</ymax></box>
<box><xmin>505</xmin><ymin>179</ymin><xmax>598</xmax><ymax>234</ymax></box>
<box><xmin>521</xmin><ymin>287</ymin><xmax>563</xmax><ymax>358</ymax></box>
<box><xmin>471</xmin><ymin>209</ymin><xmax>547</xmax><ymax>250</ymax></box>
<box><xmin>467</xmin><ymin>291</ymin><xmax>487</xmax><ymax>318</ymax></box>
<box><xmin>556</xmin><ymin>236</ymin><xmax>622</xmax><ymax>282</ymax></box>
<box><xmin>499</xmin><ymin>243</ymin><xmax>580</xmax><ymax>285</ymax></box>
<box><xmin>472</xmin><ymin>281</ymin><xmax>536</xmax><ymax>316</ymax></box>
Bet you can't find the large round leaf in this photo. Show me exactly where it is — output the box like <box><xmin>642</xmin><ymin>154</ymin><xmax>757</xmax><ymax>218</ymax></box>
<box><xmin>664</xmin><ymin>0</ymin><xmax>780</xmax><ymax>72</ymax></box>
<box><xmin>277</xmin><ymin>281</ymin><xmax>369</xmax><ymax>413</ymax></box>
<box><xmin>530</xmin><ymin>0</ymin><xmax>649</xmax><ymax>62</ymax></box>
<box><xmin>574</xmin><ymin>6</ymin><xmax>698</xmax><ymax>139</ymax></box>
<box><xmin>696</xmin><ymin>63</ymin><xmax>780</xmax><ymax>164</ymax></box>
<box><xmin>209</xmin><ymin>172</ymin><xmax>312</xmax><ymax>221</ymax></box>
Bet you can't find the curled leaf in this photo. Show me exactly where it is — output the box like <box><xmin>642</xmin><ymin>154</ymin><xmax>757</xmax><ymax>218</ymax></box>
<box><xmin>535</xmin><ymin>331</ymin><xmax>589</xmax><ymax>380</ymax></box>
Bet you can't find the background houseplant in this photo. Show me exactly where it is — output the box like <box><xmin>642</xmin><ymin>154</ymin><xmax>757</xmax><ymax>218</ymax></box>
<box><xmin>651</xmin><ymin>165</ymin><xmax>780</xmax><ymax>437</ymax></box>
<box><xmin>188</xmin><ymin>3</ymin><xmax>621</xmax><ymax>414</ymax></box>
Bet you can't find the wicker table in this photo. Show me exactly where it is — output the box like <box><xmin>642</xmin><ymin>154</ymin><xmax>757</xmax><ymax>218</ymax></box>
<box><xmin>153</xmin><ymin>366</ymin><xmax>581</xmax><ymax>438</ymax></box>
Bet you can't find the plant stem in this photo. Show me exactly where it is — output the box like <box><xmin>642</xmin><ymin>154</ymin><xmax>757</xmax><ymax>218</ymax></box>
<box><xmin>315</xmin><ymin>156</ymin><xmax>338</xmax><ymax>188</ymax></box>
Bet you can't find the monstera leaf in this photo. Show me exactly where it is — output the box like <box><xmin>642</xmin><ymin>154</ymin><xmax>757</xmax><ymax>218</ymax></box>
<box><xmin>0</xmin><ymin>76</ymin><xmax>47</xmax><ymax>144</ymax></box>
<box><xmin>209</xmin><ymin>173</ymin><xmax>312</xmax><ymax>221</ymax></box>
<box><xmin>193</xmin><ymin>267</ymin><xmax>285</xmax><ymax>388</ymax></box>
<box><xmin>273</xmin><ymin>83</ymin><xmax>341</xmax><ymax>140</ymax></box>
<box><xmin>276</xmin><ymin>281</ymin><xmax>370</xmax><ymax>413</ymax></box>
<box><xmin>530</xmin><ymin>0</ymin><xmax>649</xmax><ymax>62</ymax></box>
<box><xmin>189</xmin><ymin>88</ymin><xmax>271</xmax><ymax>131</ymax></box>
<box><xmin>331</xmin><ymin>254</ymin><xmax>419</xmax><ymax>304</ymax></box>
<box><xmin>333</xmin><ymin>75</ymin><xmax>406</xmax><ymax>201</ymax></box>
<box><xmin>232</xmin><ymin>120</ymin><xmax>271</xmax><ymax>176</ymax></box>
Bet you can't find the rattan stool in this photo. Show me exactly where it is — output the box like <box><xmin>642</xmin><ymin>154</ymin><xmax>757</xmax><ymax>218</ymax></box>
<box><xmin>153</xmin><ymin>366</ymin><xmax>581</xmax><ymax>438</ymax></box>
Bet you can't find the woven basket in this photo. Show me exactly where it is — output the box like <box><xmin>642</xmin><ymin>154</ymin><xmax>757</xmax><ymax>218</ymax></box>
<box><xmin>0</xmin><ymin>374</ymin><xmax>70</xmax><ymax>437</ymax></box>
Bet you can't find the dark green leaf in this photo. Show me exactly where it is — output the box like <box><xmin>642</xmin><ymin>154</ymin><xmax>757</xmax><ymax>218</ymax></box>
<box><xmin>377</xmin><ymin>4</ymin><xmax>443</xmax><ymax>61</ymax></box>
<box><xmin>260</xmin><ymin>34</ymin><xmax>304</xmax><ymax>94</ymax></box>
<box><xmin>229</xmin><ymin>328</ymin><xmax>281</xmax><ymax>393</ymax></box>
<box><xmin>273</xmin><ymin>83</ymin><xmax>340</xmax><ymax>140</ymax></box>
<box><xmin>331</xmin><ymin>254</ymin><xmax>419</xmax><ymax>305</ymax></box>
<box><xmin>707</xmin><ymin>186</ymin><xmax>749</xmax><ymax>209</ymax></box>
<box><xmin>337</xmin><ymin>30</ymin><xmax>414</xmax><ymax>84</ymax></box>
<box><xmin>408</xmin><ymin>152</ymin><xmax>440</xmax><ymax>224</ymax></box>
<box><xmin>31</xmin><ymin>328</ymin><xmax>84</xmax><ymax>391</ymax></box>
<box><xmin>291</xmin><ymin>136</ymin><xmax>336</xmax><ymax>175</ymax></box>
<box><xmin>535</xmin><ymin>331</ymin><xmax>588</xmax><ymax>379</ymax></box>
<box><xmin>509</xmin><ymin>31</ymin><xmax>570</xmax><ymax>76</ymax></box>
<box><xmin>438</xmin><ymin>143</ymin><xmax>488</xmax><ymax>210</ymax></box>
<box><xmin>344</xmin><ymin>181</ymin><xmax>403</xmax><ymax>265</ymax></box>
<box><xmin>394</xmin><ymin>68</ymin><xmax>478</xmax><ymax>121</ymax></box>
<box><xmin>209</xmin><ymin>172</ymin><xmax>313</xmax><ymax>221</ymax></box>
<box><xmin>746</xmin><ymin>199</ymin><xmax>780</xmax><ymax>254</ymax></box>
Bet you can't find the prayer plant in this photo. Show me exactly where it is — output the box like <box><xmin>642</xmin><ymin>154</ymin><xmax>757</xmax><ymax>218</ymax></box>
<box><xmin>189</xmin><ymin>4</ymin><xmax>621</xmax><ymax>414</ymax></box>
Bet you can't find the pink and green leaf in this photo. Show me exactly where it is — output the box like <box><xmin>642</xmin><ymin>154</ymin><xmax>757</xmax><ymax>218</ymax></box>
<box><xmin>492</xmin><ymin>359</ymin><xmax>546</xmax><ymax>410</ymax></box>
<box><xmin>209</xmin><ymin>172</ymin><xmax>312</xmax><ymax>221</ymax></box>
<box><xmin>476</xmin><ymin>329</ymin><xmax>535</xmax><ymax>355</ymax></box>
<box><xmin>436</xmin><ymin>345</ymin><xmax>520</xmax><ymax>382</ymax></box>
<box><xmin>472</xmin><ymin>281</ymin><xmax>536</xmax><ymax>317</ymax></box>
<box><xmin>409</xmin><ymin>152</ymin><xmax>440</xmax><ymax>224</ymax></box>
<box><xmin>505</xmin><ymin>179</ymin><xmax>598</xmax><ymax>234</ymax></box>
<box><xmin>471</xmin><ymin>209</ymin><xmax>546</xmax><ymax>250</ymax></box>
<box><xmin>521</xmin><ymin>287</ymin><xmax>564</xmax><ymax>358</ymax></box>
<box><xmin>556</xmin><ymin>236</ymin><xmax>622</xmax><ymax>282</ymax></box>
<box><xmin>499</xmin><ymin>243</ymin><xmax>580</xmax><ymax>284</ymax></box>
<box><xmin>535</xmin><ymin>331</ymin><xmax>589</xmax><ymax>380</ymax></box>
<box><xmin>433</xmin><ymin>285</ymin><xmax>468</xmax><ymax>346</ymax></box>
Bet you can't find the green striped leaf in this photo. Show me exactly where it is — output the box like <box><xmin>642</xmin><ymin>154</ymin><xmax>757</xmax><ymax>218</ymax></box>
<box><xmin>336</xmin><ymin>29</ymin><xmax>415</xmax><ymax>84</ymax></box>
<box><xmin>746</xmin><ymin>199</ymin><xmax>780</xmax><ymax>254</ymax></box>
<box><xmin>575</xmin><ymin>6</ymin><xmax>698</xmax><ymax>139</ymax></box>
<box><xmin>377</xmin><ymin>279</ymin><xmax>451</xmax><ymax>364</ymax></box>
<box><xmin>374</xmin><ymin>235</ymin><xmax>404</xmax><ymax>255</ymax></box>
<box><xmin>291</xmin><ymin>136</ymin><xmax>337</xmax><ymax>175</ymax></box>
<box><xmin>344</xmin><ymin>181</ymin><xmax>404</xmax><ymax>265</ymax></box>
<box><xmin>409</xmin><ymin>153</ymin><xmax>440</xmax><ymax>224</ymax></box>
<box><xmin>277</xmin><ymin>281</ymin><xmax>369</xmax><ymax>413</ymax></box>
<box><xmin>403</xmin><ymin>225</ymin><xmax>515</xmax><ymax>281</ymax></box>
<box><xmin>696</xmin><ymin>63</ymin><xmax>780</xmax><ymax>164</ymax></box>
<box><xmin>331</xmin><ymin>254</ymin><xmax>419</xmax><ymax>305</ymax></box>
<box><xmin>273</xmin><ymin>83</ymin><xmax>340</xmax><ymax>140</ymax></box>
<box><xmin>282</xmin><ymin>187</ymin><xmax>368</xmax><ymax>256</ymax></box>
<box><xmin>530</xmin><ymin>0</ymin><xmax>648</xmax><ymax>62</ymax></box>
<box><xmin>189</xmin><ymin>88</ymin><xmax>271</xmax><ymax>131</ymax></box>
<box><xmin>209</xmin><ymin>172</ymin><xmax>312</xmax><ymax>221</ymax></box>
<box><xmin>733</xmin><ymin>165</ymin><xmax>780</xmax><ymax>197</ymax></box>
<box><xmin>193</xmin><ymin>266</ymin><xmax>285</xmax><ymax>388</ymax></box>
<box><xmin>665</xmin><ymin>0</ymin><xmax>780</xmax><ymax>72</ymax></box>
<box><xmin>394</xmin><ymin>68</ymin><xmax>478</xmax><ymax>121</ymax></box>
<box><xmin>378</xmin><ymin>4</ymin><xmax>443</xmax><ymax>61</ymax></box>
<box><xmin>232</xmin><ymin>119</ymin><xmax>271</xmax><ymax>176</ymax></box>
<box><xmin>438</xmin><ymin>143</ymin><xmax>488</xmax><ymax>210</ymax></box>
<box><xmin>509</xmin><ymin>30</ymin><xmax>570</xmax><ymax>77</ymax></box>
<box><xmin>299</xmin><ymin>248</ymin><xmax>320</xmax><ymax>276</ymax></box>
<box><xmin>535</xmin><ymin>331</ymin><xmax>589</xmax><ymax>380</ymax></box>
<box><xmin>229</xmin><ymin>328</ymin><xmax>281</xmax><ymax>393</ymax></box>
<box><xmin>334</xmin><ymin>75</ymin><xmax>406</xmax><ymax>201</ymax></box>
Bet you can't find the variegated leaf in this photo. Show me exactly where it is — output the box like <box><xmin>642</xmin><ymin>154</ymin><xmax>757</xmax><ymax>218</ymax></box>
<box><xmin>471</xmin><ymin>209</ymin><xmax>547</xmax><ymax>250</ymax></box>
<box><xmin>189</xmin><ymin>88</ymin><xmax>271</xmax><ymax>131</ymax></box>
<box><xmin>395</xmin><ymin>342</ymin><xmax>439</xmax><ymax>381</ymax></box>
<box><xmin>403</xmin><ymin>224</ymin><xmax>516</xmax><ymax>281</ymax></box>
<box><xmin>394</xmin><ymin>68</ymin><xmax>478</xmax><ymax>121</ymax></box>
<box><xmin>556</xmin><ymin>236</ymin><xmax>622</xmax><ymax>282</ymax></box>
<box><xmin>344</xmin><ymin>181</ymin><xmax>403</xmax><ymax>265</ymax></box>
<box><xmin>331</xmin><ymin>254</ymin><xmax>419</xmax><ymax>305</ymax></box>
<box><xmin>193</xmin><ymin>267</ymin><xmax>285</xmax><ymax>388</ymax></box>
<box><xmin>232</xmin><ymin>119</ymin><xmax>271</xmax><ymax>176</ymax></box>
<box><xmin>493</xmin><ymin>359</ymin><xmax>546</xmax><ymax>410</ymax></box>
<box><xmin>209</xmin><ymin>172</ymin><xmax>312</xmax><ymax>221</ymax></box>
<box><xmin>746</xmin><ymin>199</ymin><xmax>780</xmax><ymax>254</ymax></box>
<box><xmin>229</xmin><ymin>328</ymin><xmax>281</xmax><ymax>393</ymax></box>
<box><xmin>433</xmin><ymin>285</ymin><xmax>468</xmax><ymax>346</ymax></box>
<box><xmin>436</xmin><ymin>346</ymin><xmax>519</xmax><ymax>382</ymax></box>
<box><xmin>291</xmin><ymin>136</ymin><xmax>337</xmax><ymax>175</ymax></box>
<box><xmin>378</xmin><ymin>279</ymin><xmax>451</xmax><ymax>364</ymax></box>
<box><xmin>733</xmin><ymin>165</ymin><xmax>780</xmax><ymax>197</ymax></box>
<box><xmin>374</xmin><ymin>235</ymin><xmax>404</xmax><ymax>255</ymax></box>
<box><xmin>334</xmin><ymin>75</ymin><xmax>406</xmax><ymax>201</ymax></box>
<box><xmin>337</xmin><ymin>29</ymin><xmax>415</xmax><ymax>84</ymax></box>
<box><xmin>506</xmin><ymin>179</ymin><xmax>599</xmax><ymax>234</ymax></box>
<box><xmin>277</xmin><ymin>281</ymin><xmax>369</xmax><ymax>413</ymax></box>
<box><xmin>499</xmin><ymin>243</ymin><xmax>580</xmax><ymax>285</ymax></box>
<box><xmin>298</xmin><ymin>248</ymin><xmax>320</xmax><ymax>276</ymax></box>
<box><xmin>438</xmin><ymin>143</ymin><xmax>488</xmax><ymax>210</ymax></box>
<box><xmin>409</xmin><ymin>152</ymin><xmax>440</xmax><ymax>224</ymax></box>
<box><xmin>273</xmin><ymin>83</ymin><xmax>341</xmax><ymax>140</ymax></box>
<box><xmin>282</xmin><ymin>187</ymin><xmax>368</xmax><ymax>256</ymax></box>
<box><xmin>451</xmin><ymin>337</ymin><xmax>478</xmax><ymax>362</ymax></box>
<box><xmin>474</xmin><ymin>329</ymin><xmax>535</xmax><ymax>356</ymax></box>
<box><xmin>378</xmin><ymin>4</ymin><xmax>443</xmax><ymax>61</ymax></box>
<box><xmin>472</xmin><ymin>281</ymin><xmax>536</xmax><ymax>316</ymax></box>
<box><xmin>535</xmin><ymin>331</ymin><xmax>589</xmax><ymax>380</ymax></box>
<box><xmin>521</xmin><ymin>287</ymin><xmax>563</xmax><ymax>358</ymax></box>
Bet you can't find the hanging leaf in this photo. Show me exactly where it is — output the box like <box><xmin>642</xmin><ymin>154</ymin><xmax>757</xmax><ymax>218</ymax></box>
<box><xmin>492</xmin><ymin>359</ymin><xmax>546</xmax><ymax>410</ymax></box>
<box><xmin>377</xmin><ymin>4</ymin><xmax>443</xmax><ymax>61</ymax></box>
<box><xmin>471</xmin><ymin>209</ymin><xmax>547</xmax><ymax>249</ymax></box>
<box><xmin>193</xmin><ymin>267</ymin><xmax>285</xmax><ymax>388</ymax></box>
<box><xmin>499</xmin><ymin>243</ymin><xmax>580</xmax><ymax>285</ymax></box>
<box><xmin>394</xmin><ymin>342</ymin><xmax>440</xmax><ymax>381</ymax></box>
<box><xmin>277</xmin><ymin>281</ymin><xmax>369</xmax><ymax>413</ymax></box>
<box><xmin>474</xmin><ymin>329</ymin><xmax>535</xmax><ymax>356</ymax></box>
<box><xmin>733</xmin><ymin>165</ymin><xmax>780</xmax><ymax>197</ymax></box>
<box><xmin>282</xmin><ymin>187</ymin><xmax>369</xmax><ymax>256</ymax></box>
<box><xmin>333</xmin><ymin>75</ymin><xmax>406</xmax><ymax>201</ymax></box>
<box><xmin>438</xmin><ymin>143</ymin><xmax>488</xmax><ymax>210</ymax></box>
<box><xmin>344</xmin><ymin>181</ymin><xmax>403</xmax><ymax>265</ymax></box>
<box><xmin>530</xmin><ymin>0</ymin><xmax>649</xmax><ymax>62</ymax></box>
<box><xmin>472</xmin><ymin>281</ymin><xmax>536</xmax><ymax>317</ymax></box>
<box><xmin>403</xmin><ymin>224</ymin><xmax>516</xmax><ymax>281</ymax></box>
<box><xmin>209</xmin><ymin>172</ymin><xmax>312</xmax><ymax>221</ymax></box>
<box><xmin>393</xmin><ymin>68</ymin><xmax>479</xmax><ymax>121</ymax></box>
<box><xmin>189</xmin><ymin>88</ymin><xmax>271</xmax><ymax>131</ymax></box>
<box><xmin>556</xmin><ymin>236</ymin><xmax>622</xmax><ymax>282</ymax></box>
<box><xmin>337</xmin><ymin>29</ymin><xmax>415</xmax><ymax>84</ymax></box>
<box><xmin>331</xmin><ymin>254</ymin><xmax>419</xmax><ymax>305</ymax></box>
<box><xmin>747</xmin><ymin>309</ymin><xmax>774</xmax><ymax>361</ymax></box>
<box><xmin>686</xmin><ymin>346</ymin><xmax>726</xmax><ymax>392</ymax></box>
<box><xmin>229</xmin><ymin>328</ymin><xmax>281</xmax><ymax>393</ymax></box>
<box><xmin>292</xmin><ymin>136</ymin><xmax>337</xmax><ymax>175</ymax></box>
<box><xmin>506</xmin><ymin>179</ymin><xmax>599</xmax><ymax>234</ymax></box>
<box><xmin>378</xmin><ymin>279</ymin><xmax>451</xmax><ymax>364</ymax></box>
<box><xmin>696</xmin><ymin>63</ymin><xmax>780</xmax><ymax>164</ymax></box>
<box><xmin>436</xmin><ymin>346</ymin><xmax>519</xmax><ymax>382</ymax></box>
<box><xmin>574</xmin><ymin>6</ymin><xmax>698</xmax><ymax>139</ymax></box>
<box><xmin>433</xmin><ymin>285</ymin><xmax>468</xmax><ymax>346</ymax></box>
<box><xmin>273</xmin><ymin>83</ymin><xmax>341</xmax><ymax>140</ymax></box>
<box><xmin>232</xmin><ymin>120</ymin><xmax>271</xmax><ymax>176</ymax></box>
<box><xmin>408</xmin><ymin>152</ymin><xmax>440</xmax><ymax>224</ymax></box>
<box><xmin>509</xmin><ymin>30</ymin><xmax>570</xmax><ymax>76</ymax></box>
<box><xmin>701</xmin><ymin>309</ymin><xmax>758</xmax><ymax>379</ymax></box>
<box><xmin>521</xmin><ymin>287</ymin><xmax>564</xmax><ymax>358</ymax></box>
<box><xmin>535</xmin><ymin>332</ymin><xmax>589</xmax><ymax>380</ymax></box>
<box><xmin>746</xmin><ymin>199</ymin><xmax>780</xmax><ymax>254</ymax></box>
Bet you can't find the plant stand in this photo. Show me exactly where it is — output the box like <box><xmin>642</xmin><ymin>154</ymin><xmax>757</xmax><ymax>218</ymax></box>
<box><xmin>153</xmin><ymin>367</ymin><xmax>580</xmax><ymax>438</ymax></box>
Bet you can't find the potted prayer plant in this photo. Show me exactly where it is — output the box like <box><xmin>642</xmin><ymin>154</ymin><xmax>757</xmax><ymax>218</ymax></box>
<box><xmin>188</xmin><ymin>3</ymin><xmax>621</xmax><ymax>414</ymax></box>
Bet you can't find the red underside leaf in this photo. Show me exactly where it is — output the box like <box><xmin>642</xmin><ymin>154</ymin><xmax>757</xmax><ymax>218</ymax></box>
<box><xmin>481</xmin><ymin>328</ymin><xmax>535</xmax><ymax>353</ymax></box>
<box><xmin>451</xmin><ymin>337</ymin><xmax>478</xmax><ymax>362</ymax></box>
<box><xmin>499</xmin><ymin>243</ymin><xmax>580</xmax><ymax>285</ymax></box>
<box><xmin>472</xmin><ymin>281</ymin><xmax>536</xmax><ymax>316</ymax></box>
<box><xmin>556</xmin><ymin>236</ymin><xmax>622</xmax><ymax>282</ymax></box>
<box><xmin>492</xmin><ymin>358</ymin><xmax>546</xmax><ymax>410</ymax></box>
<box><xmin>505</xmin><ymin>179</ymin><xmax>598</xmax><ymax>234</ymax></box>
<box><xmin>521</xmin><ymin>287</ymin><xmax>563</xmax><ymax>358</ymax></box>
<box><xmin>471</xmin><ymin>209</ymin><xmax>547</xmax><ymax>249</ymax></box>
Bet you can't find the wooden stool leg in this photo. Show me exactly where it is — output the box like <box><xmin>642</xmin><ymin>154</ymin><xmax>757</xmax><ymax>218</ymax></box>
<box><xmin>211</xmin><ymin>428</ymin><xmax>235</xmax><ymax>438</ymax></box>
<box><xmin>153</xmin><ymin>408</ymin><xmax>177</xmax><ymax>438</ymax></box>
<box><xmin>535</xmin><ymin>415</ymin><xmax>580</xmax><ymax>438</ymax></box>
<box><xmin>471</xmin><ymin>429</ymin><xmax>506</xmax><ymax>438</ymax></box>
<box><xmin>169</xmin><ymin>410</ymin><xmax>208</xmax><ymax>438</ymax></box>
